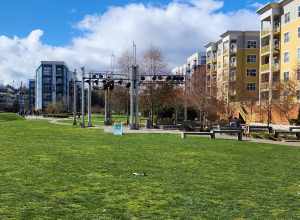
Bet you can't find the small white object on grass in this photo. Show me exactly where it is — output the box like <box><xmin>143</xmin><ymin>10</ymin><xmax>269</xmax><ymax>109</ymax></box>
<box><xmin>133</xmin><ymin>172</ymin><xmax>146</xmax><ymax>176</ymax></box>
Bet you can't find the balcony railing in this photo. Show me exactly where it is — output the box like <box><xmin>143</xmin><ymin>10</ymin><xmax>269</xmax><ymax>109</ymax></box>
<box><xmin>260</xmin><ymin>82</ymin><xmax>269</xmax><ymax>90</ymax></box>
<box><xmin>230</xmin><ymin>62</ymin><xmax>237</xmax><ymax>68</ymax></box>
<box><xmin>261</xmin><ymin>64</ymin><xmax>270</xmax><ymax>72</ymax></box>
<box><xmin>230</xmin><ymin>47</ymin><xmax>237</xmax><ymax>54</ymax></box>
<box><xmin>272</xmin><ymin>63</ymin><xmax>280</xmax><ymax>72</ymax></box>
<box><xmin>274</xmin><ymin>25</ymin><xmax>280</xmax><ymax>33</ymax></box>
<box><xmin>261</xmin><ymin>45</ymin><xmax>270</xmax><ymax>54</ymax></box>
<box><xmin>261</xmin><ymin>30</ymin><xmax>271</xmax><ymax>37</ymax></box>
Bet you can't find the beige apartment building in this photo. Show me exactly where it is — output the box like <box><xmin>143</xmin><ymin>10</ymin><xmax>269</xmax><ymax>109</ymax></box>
<box><xmin>206</xmin><ymin>31</ymin><xmax>260</xmax><ymax>122</ymax></box>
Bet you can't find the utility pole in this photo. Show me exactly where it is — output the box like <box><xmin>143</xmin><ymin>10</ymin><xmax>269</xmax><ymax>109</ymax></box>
<box><xmin>81</xmin><ymin>67</ymin><xmax>85</xmax><ymax>128</ymax></box>
<box><xmin>104</xmin><ymin>87</ymin><xmax>112</xmax><ymax>125</ymax></box>
<box><xmin>73</xmin><ymin>69</ymin><xmax>77</xmax><ymax>126</ymax></box>
<box><xmin>87</xmin><ymin>72</ymin><xmax>92</xmax><ymax>127</ymax></box>
<box><xmin>129</xmin><ymin>65</ymin><xmax>139</xmax><ymax>130</ymax></box>
<box><xmin>129</xmin><ymin>42</ymin><xmax>139</xmax><ymax>130</ymax></box>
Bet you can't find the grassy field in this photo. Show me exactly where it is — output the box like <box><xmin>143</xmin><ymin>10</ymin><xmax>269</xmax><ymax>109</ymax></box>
<box><xmin>0</xmin><ymin>113</ymin><xmax>300</xmax><ymax>219</ymax></box>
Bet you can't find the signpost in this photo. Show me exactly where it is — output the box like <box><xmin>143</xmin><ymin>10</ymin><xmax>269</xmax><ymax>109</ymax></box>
<box><xmin>113</xmin><ymin>123</ymin><xmax>124</xmax><ymax>136</ymax></box>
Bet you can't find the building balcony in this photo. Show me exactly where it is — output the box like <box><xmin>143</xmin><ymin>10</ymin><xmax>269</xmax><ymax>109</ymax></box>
<box><xmin>261</xmin><ymin>64</ymin><xmax>270</xmax><ymax>73</ymax></box>
<box><xmin>261</xmin><ymin>30</ymin><xmax>271</xmax><ymax>37</ymax></box>
<box><xmin>260</xmin><ymin>82</ymin><xmax>269</xmax><ymax>90</ymax></box>
<box><xmin>230</xmin><ymin>61</ymin><xmax>237</xmax><ymax>68</ymax></box>
<box><xmin>261</xmin><ymin>45</ymin><xmax>270</xmax><ymax>54</ymax></box>
<box><xmin>272</xmin><ymin>63</ymin><xmax>280</xmax><ymax>72</ymax></box>
<box><xmin>230</xmin><ymin>47</ymin><xmax>237</xmax><ymax>54</ymax></box>
<box><xmin>273</xmin><ymin>25</ymin><xmax>280</xmax><ymax>34</ymax></box>
<box><xmin>272</xmin><ymin>82</ymin><xmax>280</xmax><ymax>89</ymax></box>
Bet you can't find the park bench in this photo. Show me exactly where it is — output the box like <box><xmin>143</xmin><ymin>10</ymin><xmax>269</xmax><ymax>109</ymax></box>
<box><xmin>160</xmin><ymin>125</ymin><xmax>179</xmax><ymax>130</ymax></box>
<box><xmin>182</xmin><ymin>129</ymin><xmax>243</xmax><ymax>141</ymax></box>
<box><xmin>274</xmin><ymin>130</ymin><xmax>300</xmax><ymax>140</ymax></box>
<box><xmin>289</xmin><ymin>126</ymin><xmax>300</xmax><ymax>132</ymax></box>
<box><xmin>181</xmin><ymin>131</ymin><xmax>215</xmax><ymax>139</ymax></box>
<box><xmin>212</xmin><ymin>129</ymin><xmax>243</xmax><ymax>141</ymax></box>
<box><xmin>248</xmin><ymin>125</ymin><xmax>271</xmax><ymax>132</ymax></box>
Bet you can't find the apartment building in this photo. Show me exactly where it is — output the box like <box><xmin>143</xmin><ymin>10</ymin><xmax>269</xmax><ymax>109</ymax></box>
<box><xmin>257</xmin><ymin>0</ymin><xmax>300</xmax><ymax>103</ymax></box>
<box><xmin>172</xmin><ymin>52</ymin><xmax>207</xmax><ymax>92</ymax></box>
<box><xmin>0</xmin><ymin>84</ymin><xmax>17</xmax><ymax>111</ymax></box>
<box><xmin>206</xmin><ymin>31</ymin><xmax>260</xmax><ymax>104</ymax></box>
<box><xmin>35</xmin><ymin>61</ymin><xmax>73</xmax><ymax>111</ymax></box>
<box><xmin>28</xmin><ymin>79</ymin><xmax>35</xmax><ymax>111</ymax></box>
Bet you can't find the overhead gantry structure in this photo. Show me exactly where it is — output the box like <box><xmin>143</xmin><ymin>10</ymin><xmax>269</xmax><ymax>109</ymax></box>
<box><xmin>75</xmin><ymin>65</ymin><xmax>187</xmax><ymax>130</ymax></box>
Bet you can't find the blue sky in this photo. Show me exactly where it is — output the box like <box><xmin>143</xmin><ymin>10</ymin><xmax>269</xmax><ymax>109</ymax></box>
<box><xmin>0</xmin><ymin>0</ymin><xmax>267</xmax><ymax>46</ymax></box>
<box><xmin>0</xmin><ymin>0</ymin><xmax>267</xmax><ymax>84</ymax></box>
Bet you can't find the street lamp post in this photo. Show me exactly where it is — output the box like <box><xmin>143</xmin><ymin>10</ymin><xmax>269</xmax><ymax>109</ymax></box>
<box><xmin>81</xmin><ymin>67</ymin><xmax>85</xmax><ymax>128</ymax></box>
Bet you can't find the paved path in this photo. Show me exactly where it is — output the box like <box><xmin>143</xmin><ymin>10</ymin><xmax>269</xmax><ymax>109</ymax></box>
<box><xmin>26</xmin><ymin>116</ymin><xmax>300</xmax><ymax>147</ymax></box>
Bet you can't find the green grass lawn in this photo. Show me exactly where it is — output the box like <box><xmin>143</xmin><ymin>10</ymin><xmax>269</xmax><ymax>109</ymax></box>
<box><xmin>0</xmin><ymin>113</ymin><xmax>300</xmax><ymax>219</ymax></box>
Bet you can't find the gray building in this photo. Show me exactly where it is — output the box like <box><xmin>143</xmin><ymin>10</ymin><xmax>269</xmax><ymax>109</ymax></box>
<box><xmin>28</xmin><ymin>79</ymin><xmax>35</xmax><ymax>111</ymax></box>
<box><xmin>0</xmin><ymin>84</ymin><xmax>17</xmax><ymax>111</ymax></box>
<box><xmin>35</xmin><ymin>61</ymin><xmax>73</xmax><ymax>111</ymax></box>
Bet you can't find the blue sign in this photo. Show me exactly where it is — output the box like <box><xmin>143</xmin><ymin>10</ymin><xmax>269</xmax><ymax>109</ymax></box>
<box><xmin>113</xmin><ymin>123</ymin><xmax>123</xmax><ymax>136</ymax></box>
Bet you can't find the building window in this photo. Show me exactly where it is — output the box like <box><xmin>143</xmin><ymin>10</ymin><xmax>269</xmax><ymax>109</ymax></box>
<box><xmin>284</xmin><ymin>71</ymin><xmax>289</xmax><ymax>81</ymax></box>
<box><xmin>247</xmin><ymin>55</ymin><xmax>256</xmax><ymax>63</ymax></box>
<box><xmin>284</xmin><ymin>12</ymin><xmax>290</xmax><ymax>23</ymax></box>
<box><xmin>284</xmin><ymin>52</ymin><xmax>290</xmax><ymax>63</ymax></box>
<box><xmin>297</xmin><ymin>90</ymin><xmax>300</xmax><ymax>100</ymax></box>
<box><xmin>298</xmin><ymin>27</ymin><xmax>300</xmax><ymax>38</ymax></box>
<box><xmin>247</xmin><ymin>40</ymin><xmax>257</xmax><ymax>48</ymax></box>
<box><xmin>297</xmin><ymin>69</ymin><xmax>300</xmax><ymax>80</ymax></box>
<box><xmin>247</xmin><ymin>83</ymin><xmax>256</xmax><ymax>91</ymax></box>
<box><xmin>247</xmin><ymin>69</ymin><xmax>257</xmax><ymax>76</ymax></box>
<box><xmin>298</xmin><ymin>48</ymin><xmax>300</xmax><ymax>60</ymax></box>
<box><xmin>229</xmin><ymin>71</ymin><xmax>236</xmax><ymax>81</ymax></box>
<box><xmin>298</xmin><ymin>6</ymin><xmax>300</xmax><ymax>17</ymax></box>
<box><xmin>284</xmin><ymin>32</ymin><xmax>290</xmax><ymax>43</ymax></box>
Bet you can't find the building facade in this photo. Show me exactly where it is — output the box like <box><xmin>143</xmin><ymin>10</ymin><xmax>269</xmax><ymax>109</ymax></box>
<box><xmin>257</xmin><ymin>0</ymin><xmax>300</xmax><ymax>104</ymax></box>
<box><xmin>256</xmin><ymin>0</ymin><xmax>300</xmax><ymax>123</ymax></box>
<box><xmin>0</xmin><ymin>84</ymin><xmax>17</xmax><ymax>111</ymax></box>
<box><xmin>206</xmin><ymin>31</ymin><xmax>260</xmax><ymax>104</ymax></box>
<box><xmin>35</xmin><ymin>61</ymin><xmax>73</xmax><ymax>111</ymax></box>
<box><xmin>28</xmin><ymin>79</ymin><xmax>35</xmax><ymax>112</ymax></box>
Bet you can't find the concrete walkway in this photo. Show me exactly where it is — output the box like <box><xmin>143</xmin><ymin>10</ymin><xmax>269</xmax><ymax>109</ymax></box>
<box><xmin>26</xmin><ymin>116</ymin><xmax>300</xmax><ymax>147</ymax></box>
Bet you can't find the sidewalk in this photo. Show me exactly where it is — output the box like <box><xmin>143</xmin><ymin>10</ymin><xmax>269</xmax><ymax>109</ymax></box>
<box><xmin>26</xmin><ymin>116</ymin><xmax>300</xmax><ymax>147</ymax></box>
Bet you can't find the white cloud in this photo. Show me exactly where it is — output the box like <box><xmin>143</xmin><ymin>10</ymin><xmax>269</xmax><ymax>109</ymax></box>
<box><xmin>248</xmin><ymin>1</ymin><xmax>264</xmax><ymax>9</ymax></box>
<box><xmin>0</xmin><ymin>0</ymin><xmax>260</xmax><ymax>85</ymax></box>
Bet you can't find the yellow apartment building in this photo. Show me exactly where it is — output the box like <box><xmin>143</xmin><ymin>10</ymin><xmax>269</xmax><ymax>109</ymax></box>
<box><xmin>257</xmin><ymin>0</ymin><xmax>300</xmax><ymax>123</ymax></box>
<box><xmin>206</xmin><ymin>31</ymin><xmax>260</xmax><ymax>122</ymax></box>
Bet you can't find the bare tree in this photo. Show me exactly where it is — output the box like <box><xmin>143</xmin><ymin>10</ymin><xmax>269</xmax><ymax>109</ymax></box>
<box><xmin>187</xmin><ymin>71</ymin><xmax>226</xmax><ymax>127</ymax></box>
<box><xmin>118</xmin><ymin>50</ymin><xmax>134</xmax><ymax>76</ymax></box>
<box><xmin>275</xmin><ymin>80</ymin><xmax>299</xmax><ymax>122</ymax></box>
<box><xmin>140</xmin><ymin>46</ymin><xmax>168</xmax><ymax>127</ymax></box>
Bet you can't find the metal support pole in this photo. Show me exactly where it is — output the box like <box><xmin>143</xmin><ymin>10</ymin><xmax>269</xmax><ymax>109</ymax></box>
<box><xmin>87</xmin><ymin>73</ymin><xmax>92</xmax><ymax>127</ymax></box>
<box><xmin>73</xmin><ymin>77</ymin><xmax>77</xmax><ymax>126</ymax></box>
<box><xmin>104</xmin><ymin>88</ymin><xmax>112</xmax><ymax>125</ymax></box>
<box><xmin>81</xmin><ymin>67</ymin><xmax>85</xmax><ymax>128</ymax></box>
<box><xmin>129</xmin><ymin>65</ymin><xmax>139</xmax><ymax>130</ymax></box>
